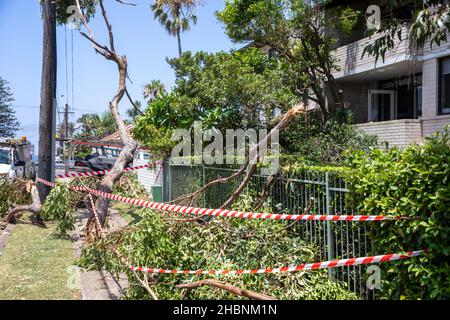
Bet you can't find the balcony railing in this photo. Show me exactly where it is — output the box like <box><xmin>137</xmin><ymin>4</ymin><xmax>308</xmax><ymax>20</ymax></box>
<box><xmin>332</xmin><ymin>25</ymin><xmax>412</xmax><ymax>79</ymax></box>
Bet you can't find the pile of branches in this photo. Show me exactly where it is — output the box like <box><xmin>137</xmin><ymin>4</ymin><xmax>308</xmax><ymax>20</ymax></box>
<box><xmin>1</xmin><ymin>179</ymin><xmax>34</xmax><ymax>227</ymax></box>
<box><xmin>77</xmin><ymin>193</ymin><xmax>358</xmax><ymax>300</ymax></box>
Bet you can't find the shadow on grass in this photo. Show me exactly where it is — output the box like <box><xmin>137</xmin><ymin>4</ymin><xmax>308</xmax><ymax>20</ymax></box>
<box><xmin>121</xmin><ymin>207</ymin><xmax>143</xmax><ymax>224</ymax></box>
<box><xmin>111</xmin><ymin>202</ymin><xmax>143</xmax><ymax>224</ymax></box>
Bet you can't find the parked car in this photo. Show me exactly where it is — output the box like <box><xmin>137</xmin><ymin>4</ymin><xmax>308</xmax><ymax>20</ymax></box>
<box><xmin>55</xmin><ymin>159</ymin><xmax>65</xmax><ymax>169</ymax></box>
<box><xmin>74</xmin><ymin>153</ymin><xmax>117</xmax><ymax>172</ymax></box>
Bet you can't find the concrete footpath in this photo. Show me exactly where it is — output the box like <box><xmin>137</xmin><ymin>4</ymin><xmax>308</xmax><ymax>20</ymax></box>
<box><xmin>72</xmin><ymin>208</ymin><xmax>129</xmax><ymax>300</ymax></box>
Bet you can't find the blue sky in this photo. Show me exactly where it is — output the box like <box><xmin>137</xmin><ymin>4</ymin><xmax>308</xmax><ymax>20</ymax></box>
<box><xmin>0</xmin><ymin>0</ymin><xmax>236</xmax><ymax>149</ymax></box>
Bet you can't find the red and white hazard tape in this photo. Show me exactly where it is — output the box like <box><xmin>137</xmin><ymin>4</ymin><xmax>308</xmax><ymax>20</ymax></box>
<box><xmin>37</xmin><ymin>177</ymin><xmax>57</xmax><ymax>187</ymax></box>
<box><xmin>55</xmin><ymin>161</ymin><xmax>161</xmax><ymax>179</ymax></box>
<box><xmin>129</xmin><ymin>250</ymin><xmax>424</xmax><ymax>275</ymax></box>
<box><xmin>36</xmin><ymin>177</ymin><xmax>411</xmax><ymax>222</ymax></box>
<box><xmin>87</xmin><ymin>193</ymin><xmax>106</xmax><ymax>239</ymax></box>
<box><xmin>36</xmin><ymin>177</ymin><xmax>425</xmax><ymax>276</ymax></box>
<box><xmin>83</xmin><ymin>187</ymin><xmax>409</xmax><ymax>222</ymax></box>
<box><xmin>37</xmin><ymin>177</ymin><xmax>87</xmax><ymax>191</ymax></box>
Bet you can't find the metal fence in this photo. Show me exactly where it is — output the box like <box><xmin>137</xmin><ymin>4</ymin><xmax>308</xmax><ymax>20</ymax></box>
<box><xmin>165</xmin><ymin>163</ymin><xmax>376</xmax><ymax>299</ymax></box>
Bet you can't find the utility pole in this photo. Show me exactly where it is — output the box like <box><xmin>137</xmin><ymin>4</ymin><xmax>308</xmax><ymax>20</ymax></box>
<box><xmin>37</xmin><ymin>0</ymin><xmax>57</xmax><ymax>204</ymax></box>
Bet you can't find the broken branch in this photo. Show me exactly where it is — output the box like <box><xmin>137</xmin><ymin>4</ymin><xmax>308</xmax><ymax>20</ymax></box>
<box><xmin>177</xmin><ymin>279</ymin><xmax>278</xmax><ymax>300</ymax></box>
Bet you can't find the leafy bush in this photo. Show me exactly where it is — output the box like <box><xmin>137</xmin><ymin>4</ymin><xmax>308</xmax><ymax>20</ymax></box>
<box><xmin>345</xmin><ymin>128</ymin><xmax>450</xmax><ymax>299</ymax></box>
<box><xmin>112</xmin><ymin>172</ymin><xmax>150</xmax><ymax>200</ymax></box>
<box><xmin>40</xmin><ymin>172</ymin><xmax>150</xmax><ymax>236</ymax></box>
<box><xmin>41</xmin><ymin>183</ymin><xmax>75</xmax><ymax>236</ymax></box>
<box><xmin>0</xmin><ymin>178</ymin><xmax>32</xmax><ymax>219</ymax></box>
<box><xmin>280</xmin><ymin>116</ymin><xmax>377</xmax><ymax>165</ymax></box>
<box><xmin>77</xmin><ymin>193</ymin><xmax>357</xmax><ymax>300</ymax></box>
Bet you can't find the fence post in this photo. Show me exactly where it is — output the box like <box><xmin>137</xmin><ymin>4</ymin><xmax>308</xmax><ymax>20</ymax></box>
<box><xmin>202</xmin><ymin>165</ymin><xmax>206</xmax><ymax>207</ymax></box>
<box><xmin>325</xmin><ymin>171</ymin><xmax>335</xmax><ymax>277</ymax></box>
<box><xmin>168</xmin><ymin>161</ymin><xmax>172</xmax><ymax>202</ymax></box>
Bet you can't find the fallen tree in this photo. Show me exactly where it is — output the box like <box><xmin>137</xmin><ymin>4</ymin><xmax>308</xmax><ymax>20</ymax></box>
<box><xmin>77</xmin><ymin>193</ymin><xmax>358</xmax><ymax>300</ymax></box>
<box><xmin>174</xmin><ymin>105</ymin><xmax>305</xmax><ymax>213</ymax></box>
<box><xmin>3</xmin><ymin>180</ymin><xmax>41</xmax><ymax>225</ymax></box>
<box><xmin>75</xmin><ymin>0</ymin><xmax>139</xmax><ymax>238</ymax></box>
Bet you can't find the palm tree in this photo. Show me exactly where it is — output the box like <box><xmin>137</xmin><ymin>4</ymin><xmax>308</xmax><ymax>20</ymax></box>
<box><xmin>144</xmin><ymin>80</ymin><xmax>166</xmax><ymax>102</ymax></box>
<box><xmin>126</xmin><ymin>101</ymin><xmax>143</xmax><ymax>120</ymax></box>
<box><xmin>56</xmin><ymin>121</ymin><xmax>76</xmax><ymax>139</ymax></box>
<box><xmin>76</xmin><ymin>113</ymin><xmax>101</xmax><ymax>140</ymax></box>
<box><xmin>151</xmin><ymin>0</ymin><xmax>201</xmax><ymax>57</ymax></box>
<box><xmin>76</xmin><ymin>111</ymin><xmax>117</xmax><ymax>140</ymax></box>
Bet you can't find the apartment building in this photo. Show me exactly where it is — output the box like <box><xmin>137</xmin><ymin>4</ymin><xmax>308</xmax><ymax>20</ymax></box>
<box><xmin>328</xmin><ymin>0</ymin><xmax>450</xmax><ymax>147</ymax></box>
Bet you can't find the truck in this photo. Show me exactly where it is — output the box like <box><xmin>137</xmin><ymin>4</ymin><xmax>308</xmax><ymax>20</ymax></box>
<box><xmin>0</xmin><ymin>137</ymin><xmax>36</xmax><ymax>180</ymax></box>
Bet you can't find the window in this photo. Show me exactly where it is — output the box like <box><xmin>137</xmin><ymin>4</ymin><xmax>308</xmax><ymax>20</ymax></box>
<box><xmin>416</xmin><ymin>85</ymin><xmax>422</xmax><ymax>118</ymax></box>
<box><xmin>0</xmin><ymin>149</ymin><xmax>11</xmax><ymax>165</ymax></box>
<box><xmin>439</xmin><ymin>57</ymin><xmax>450</xmax><ymax>114</ymax></box>
<box><xmin>142</xmin><ymin>153</ymin><xmax>151</xmax><ymax>160</ymax></box>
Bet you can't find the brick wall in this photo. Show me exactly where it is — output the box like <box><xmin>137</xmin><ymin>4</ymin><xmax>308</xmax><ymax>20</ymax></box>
<box><xmin>354</xmin><ymin>119</ymin><xmax>422</xmax><ymax>148</ymax></box>
<box><xmin>422</xmin><ymin>115</ymin><xmax>450</xmax><ymax>138</ymax></box>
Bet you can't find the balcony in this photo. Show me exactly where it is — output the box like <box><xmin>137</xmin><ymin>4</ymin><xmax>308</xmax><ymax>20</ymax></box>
<box><xmin>332</xmin><ymin>26</ymin><xmax>414</xmax><ymax>80</ymax></box>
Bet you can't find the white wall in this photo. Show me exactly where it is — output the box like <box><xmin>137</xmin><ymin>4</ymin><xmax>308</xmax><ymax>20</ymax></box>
<box><xmin>421</xmin><ymin>58</ymin><xmax>439</xmax><ymax>119</ymax></box>
<box><xmin>133</xmin><ymin>152</ymin><xmax>163</xmax><ymax>193</ymax></box>
<box><xmin>420</xmin><ymin>57</ymin><xmax>450</xmax><ymax>136</ymax></box>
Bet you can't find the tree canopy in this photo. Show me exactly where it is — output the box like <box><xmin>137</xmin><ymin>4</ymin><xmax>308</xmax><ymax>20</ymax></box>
<box><xmin>53</xmin><ymin>0</ymin><xmax>97</xmax><ymax>25</ymax></box>
<box><xmin>0</xmin><ymin>77</ymin><xmax>20</xmax><ymax>138</ymax></box>
<box><xmin>363</xmin><ymin>1</ymin><xmax>450</xmax><ymax>62</ymax></box>
<box><xmin>75</xmin><ymin>111</ymin><xmax>117</xmax><ymax>141</ymax></box>
<box><xmin>132</xmin><ymin>48</ymin><xmax>296</xmax><ymax>157</ymax></box>
<box><xmin>217</xmin><ymin>0</ymin><xmax>361</xmax><ymax>119</ymax></box>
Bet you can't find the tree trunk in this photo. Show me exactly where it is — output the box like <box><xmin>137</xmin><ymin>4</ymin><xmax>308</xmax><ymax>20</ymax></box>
<box><xmin>76</xmin><ymin>0</ymin><xmax>139</xmax><ymax>236</ymax></box>
<box><xmin>37</xmin><ymin>0</ymin><xmax>57</xmax><ymax>205</ymax></box>
<box><xmin>4</xmin><ymin>182</ymin><xmax>42</xmax><ymax>224</ymax></box>
<box><xmin>177</xmin><ymin>28</ymin><xmax>182</xmax><ymax>57</ymax></box>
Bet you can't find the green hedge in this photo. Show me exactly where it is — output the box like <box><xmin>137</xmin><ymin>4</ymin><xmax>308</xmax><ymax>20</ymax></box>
<box><xmin>345</xmin><ymin>128</ymin><xmax>450</xmax><ymax>299</ymax></box>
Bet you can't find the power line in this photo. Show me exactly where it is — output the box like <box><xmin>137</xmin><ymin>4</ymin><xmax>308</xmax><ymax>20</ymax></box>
<box><xmin>71</xmin><ymin>28</ymin><xmax>75</xmax><ymax>115</ymax></box>
<box><xmin>64</xmin><ymin>25</ymin><xmax>69</xmax><ymax>105</ymax></box>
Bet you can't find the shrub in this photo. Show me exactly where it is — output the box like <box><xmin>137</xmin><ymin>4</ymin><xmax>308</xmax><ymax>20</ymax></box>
<box><xmin>41</xmin><ymin>172</ymin><xmax>150</xmax><ymax>235</ymax></box>
<box><xmin>280</xmin><ymin>116</ymin><xmax>377</xmax><ymax>165</ymax></box>
<box><xmin>0</xmin><ymin>178</ymin><xmax>32</xmax><ymax>219</ymax></box>
<box><xmin>345</xmin><ymin>128</ymin><xmax>450</xmax><ymax>299</ymax></box>
<box><xmin>113</xmin><ymin>172</ymin><xmax>150</xmax><ymax>200</ymax></box>
<box><xmin>41</xmin><ymin>182</ymin><xmax>75</xmax><ymax>235</ymax></box>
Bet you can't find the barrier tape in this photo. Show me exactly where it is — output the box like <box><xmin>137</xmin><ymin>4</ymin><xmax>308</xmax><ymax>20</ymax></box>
<box><xmin>55</xmin><ymin>161</ymin><xmax>161</xmax><ymax>179</ymax></box>
<box><xmin>36</xmin><ymin>177</ymin><xmax>411</xmax><ymax>222</ymax></box>
<box><xmin>35</xmin><ymin>177</ymin><xmax>425</xmax><ymax>277</ymax></box>
<box><xmin>87</xmin><ymin>193</ymin><xmax>106</xmax><ymax>239</ymax></box>
<box><xmin>154</xmin><ymin>164</ymin><xmax>163</xmax><ymax>184</ymax></box>
<box><xmin>129</xmin><ymin>250</ymin><xmax>425</xmax><ymax>275</ymax></box>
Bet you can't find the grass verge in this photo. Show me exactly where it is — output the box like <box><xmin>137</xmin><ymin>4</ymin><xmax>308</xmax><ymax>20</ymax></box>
<box><xmin>0</xmin><ymin>217</ymin><xmax>81</xmax><ymax>300</ymax></box>
<box><xmin>111</xmin><ymin>202</ymin><xmax>144</xmax><ymax>224</ymax></box>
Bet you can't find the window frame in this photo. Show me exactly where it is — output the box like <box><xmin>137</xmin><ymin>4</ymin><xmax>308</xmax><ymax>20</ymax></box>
<box><xmin>438</xmin><ymin>56</ymin><xmax>450</xmax><ymax>115</ymax></box>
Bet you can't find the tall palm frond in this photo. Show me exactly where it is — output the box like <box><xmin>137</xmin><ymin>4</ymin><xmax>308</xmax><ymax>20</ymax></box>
<box><xmin>151</xmin><ymin>0</ymin><xmax>202</xmax><ymax>56</ymax></box>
